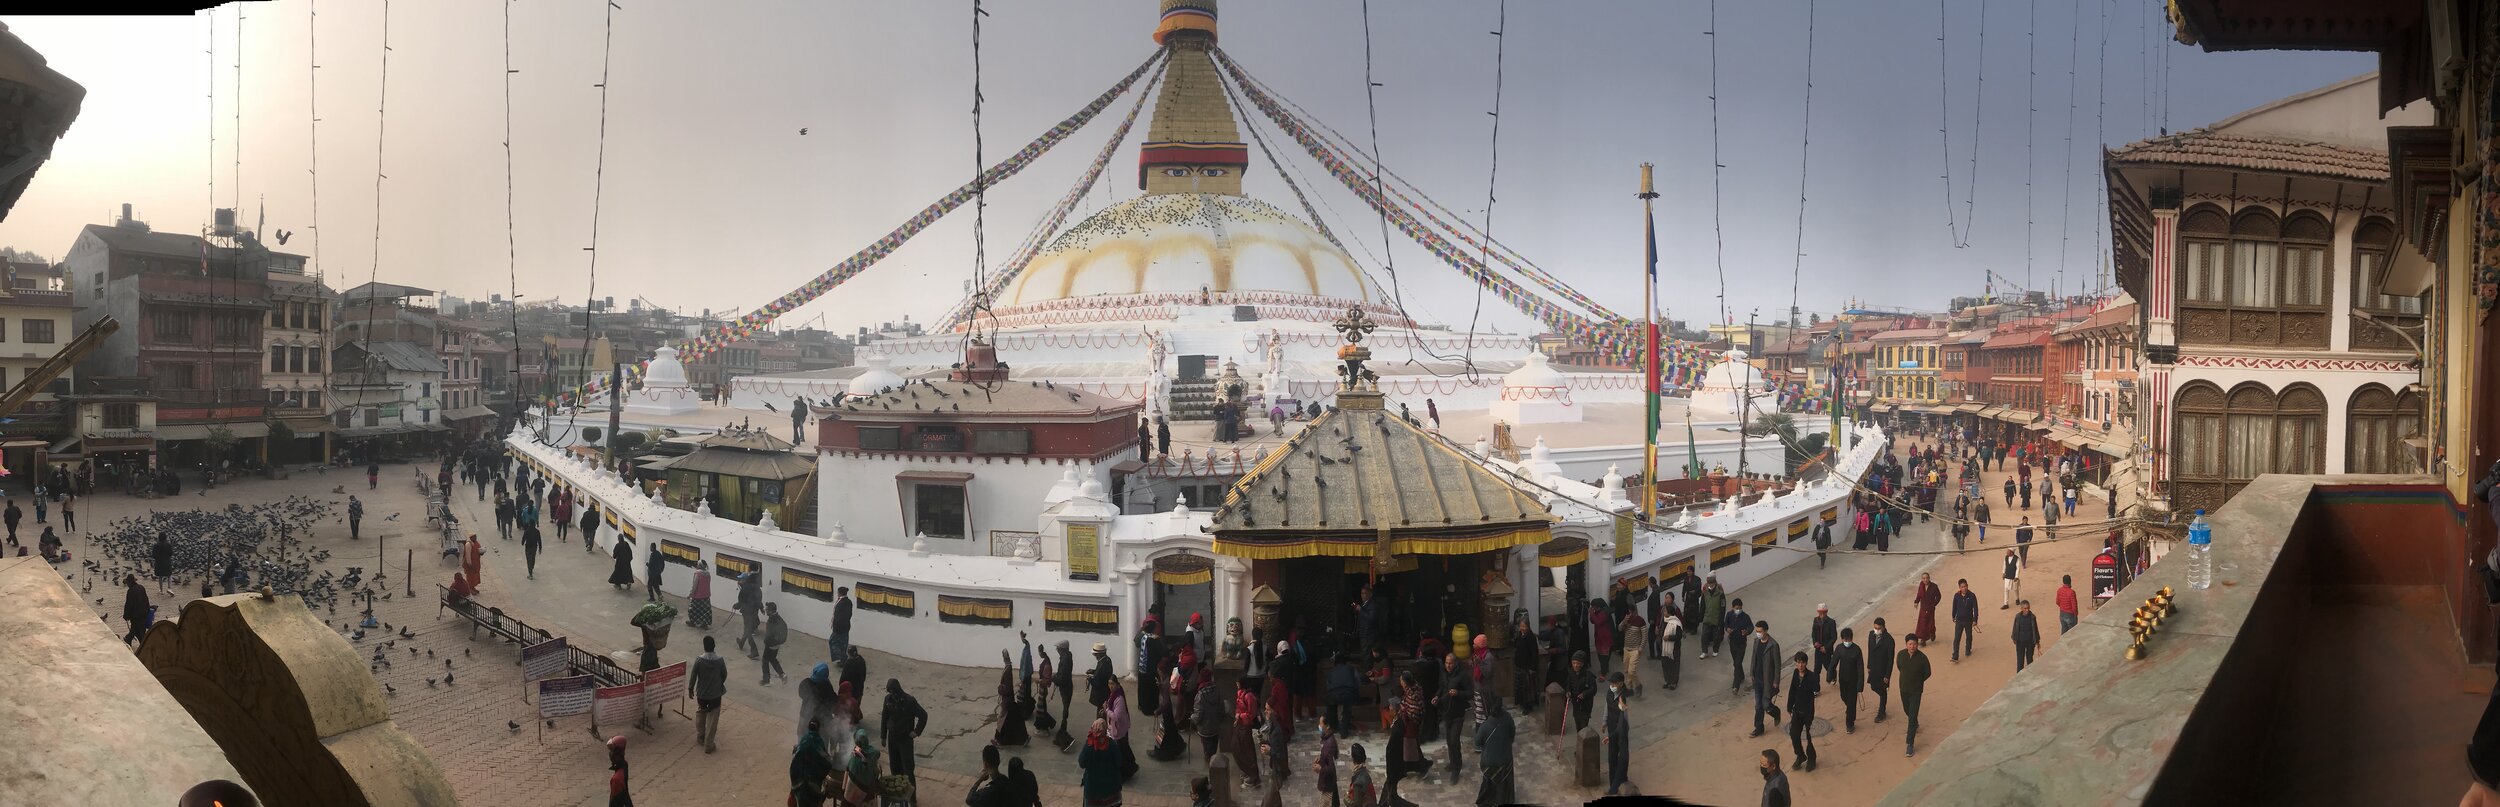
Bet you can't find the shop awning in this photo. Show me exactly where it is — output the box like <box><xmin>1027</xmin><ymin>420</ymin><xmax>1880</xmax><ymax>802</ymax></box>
<box><xmin>441</xmin><ymin>406</ymin><xmax>497</xmax><ymax>422</ymax></box>
<box><xmin>156</xmin><ymin>424</ymin><xmax>211</xmax><ymax>441</ymax></box>
<box><xmin>279</xmin><ymin>417</ymin><xmax>339</xmax><ymax>435</ymax></box>
<box><xmin>1994</xmin><ymin>408</ymin><xmax>2039</xmax><ymax>424</ymax></box>
<box><xmin>1976</xmin><ymin>406</ymin><xmax>2007</xmax><ymax>420</ymax></box>
<box><xmin>1956</xmin><ymin>402</ymin><xmax>1986</xmax><ymax>413</ymax></box>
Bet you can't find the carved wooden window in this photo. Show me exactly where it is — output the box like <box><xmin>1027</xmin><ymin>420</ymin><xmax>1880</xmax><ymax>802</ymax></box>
<box><xmin>2347</xmin><ymin>385</ymin><xmax>2423</xmax><ymax>474</ymax></box>
<box><xmin>2175</xmin><ymin>205</ymin><xmax>2328</xmax><ymax>348</ymax></box>
<box><xmin>2172</xmin><ymin>382</ymin><xmax>2227</xmax><ymax>512</ymax></box>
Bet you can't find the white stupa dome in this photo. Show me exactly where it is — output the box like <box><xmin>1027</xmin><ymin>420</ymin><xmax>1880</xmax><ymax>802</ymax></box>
<box><xmin>1002</xmin><ymin>194</ymin><xmax>1374</xmax><ymax>308</ymax></box>
<box><xmin>1696</xmin><ymin>349</ymin><xmax>1767</xmax><ymax>392</ymax></box>
<box><xmin>847</xmin><ymin>354</ymin><xmax>907</xmax><ymax>396</ymax></box>
<box><xmin>1502</xmin><ymin>351</ymin><xmax>1567</xmax><ymax>388</ymax></box>
<box><xmin>644</xmin><ymin>345</ymin><xmax>691</xmax><ymax>388</ymax></box>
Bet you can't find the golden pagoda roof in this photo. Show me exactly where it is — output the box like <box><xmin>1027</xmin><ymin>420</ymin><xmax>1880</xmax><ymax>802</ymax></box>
<box><xmin>1211</xmin><ymin>392</ymin><xmax>1553</xmax><ymax>560</ymax></box>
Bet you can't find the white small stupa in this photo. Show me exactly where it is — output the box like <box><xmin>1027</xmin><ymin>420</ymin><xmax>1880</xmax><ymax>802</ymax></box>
<box><xmin>1690</xmin><ymin>349</ymin><xmax>1774</xmax><ymax>420</ymax></box>
<box><xmin>1490</xmin><ymin>351</ymin><xmax>1578</xmax><ymax>425</ymax></box>
<box><xmin>625</xmin><ymin>346</ymin><xmax>703</xmax><ymax>416</ymax></box>
<box><xmin>847</xmin><ymin>354</ymin><xmax>907</xmax><ymax>397</ymax></box>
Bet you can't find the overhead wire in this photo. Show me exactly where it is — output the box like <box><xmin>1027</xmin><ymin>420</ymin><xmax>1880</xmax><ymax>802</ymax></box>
<box><xmin>1706</xmin><ymin>0</ymin><xmax>1729</xmax><ymax>330</ymax></box>
<box><xmin>569</xmin><ymin>0</ymin><xmax>620</xmax><ymax>431</ymax></box>
<box><xmin>1460</xmin><ymin>0</ymin><xmax>1509</xmax><ymax>381</ymax></box>
<box><xmin>2094</xmin><ymin>0</ymin><xmax>2113</xmax><ymax>296</ymax></box>
<box><xmin>2054</xmin><ymin>0</ymin><xmax>2083</xmax><ymax>295</ymax></box>
<box><xmin>1787</xmin><ymin>0</ymin><xmax>1816</xmax><ymax>329</ymax></box>
<box><xmin>2023</xmin><ymin>0</ymin><xmax>2036</xmax><ymax>299</ymax></box>
<box><xmin>355</xmin><ymin>0</ymin><xmax>392</xmax><ymax>418</ymax></box>
<box><xmin>1344</xmin><ymin>0</ymin><xmax>1471</xmax><ymax>373</ymax></box>
<box><xmin>1938</xmin><ymin>0</ymin><xmax>1987</xmax><ymax>249</ymax></box>
<box><xmin>234</xmin><ymin>7</ymin><xmax>244</xmax><ymax>214</ymax></box>
<box><xmin>967</xmin><ymin>0</ymin><xmax>990</xmax><ymax>347</ymax></box>
<box><xmin>502</xmin><ymin>0</ymin><xmax>520</xmax><ymax>421</ymax></box>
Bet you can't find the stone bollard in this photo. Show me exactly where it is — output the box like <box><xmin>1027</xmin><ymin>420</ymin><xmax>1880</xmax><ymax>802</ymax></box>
<box><xmin>1208</xmin><ymin>752</ymin><xmax>1235</xmax><ymax>807</ymax></box>
<box><xmin>1573</xmin><ymin>726</ymin><xmax>1603</xmax><ymax>788</ymax></box>
<box><xmin>1542</xmin><ymin>683</ymin><xmax>1567</xmax><ymax>737</ymax></box>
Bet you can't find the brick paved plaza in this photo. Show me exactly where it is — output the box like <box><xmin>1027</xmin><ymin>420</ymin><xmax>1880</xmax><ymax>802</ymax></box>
<box><xmin>54</xmin><ymin>431</ymin><xmax>2119</xmax><ymax>806</ymax></box>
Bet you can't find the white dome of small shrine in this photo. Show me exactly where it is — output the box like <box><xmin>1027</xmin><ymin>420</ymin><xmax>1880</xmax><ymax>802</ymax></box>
<box><xmin>644</xmin><ymin>345</ymin><xmax>691</xmax><ymax>388</ymax></box>
<box><xmin>847</xmin><ymin>354</ymin><xmax>907</xmax><ymax>396</ymax></box>
<box><xmin>1502</xmin><ymin>351</ymin><xmax>1567</xmax><ymax>388</ymax></box>
<box><xmin>1696</xmin><ymin>349</ymin><xmax>1767</xmax><ymax>393</ymax></box>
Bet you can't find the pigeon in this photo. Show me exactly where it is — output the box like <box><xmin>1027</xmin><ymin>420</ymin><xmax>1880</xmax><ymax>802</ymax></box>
<box><xmin>444</xmin><ymin>672</ymin><xmax>454</xmax><ymax>685</ymax></box>
<box><xmin>762</xmin><ymin>401</ymin><xmax>777</xmax><ymax>412</ymax></box>
<box><xmin>426</xmin><ymin>649</ymin><xmax>434</xmax><ymax>658</ymax></box>
<box><xmin>426</xmin><ymin>678</ymin><xmax>438</xmax><ymax>688</ymax></box>
<box><xmin>799</xmin><ymin>127</ymin><xmax>808</xmax><ymax>135</ymax></box>
<box><xmin>544</xmin><ymin>719</ymin><xmax>555</xmax><ymax>729</ymax></box>
<box><xmin>385</xmin><ymin>683</ymin><xmax>397</xmax><ymax>696</ymax></box>
<box><xmin>465</xmin><ymin>648</ymin><xmax>472</xmax><ymax>659</ymax></box>
<box><xmin>507</xmin><ymin>720</ymin><xmax>521</xmax><ymax>733</ymax></box>
<box><xmin>385</xmin><ymin>514</ymin><xmax>401</xmax><ymax>521</ymax></box>
<box><xmin>332</xmin><ymin>485</ymin><xmax>347</xmax><ymax>494</ymax></box>
<box><xmin>445</xmin><ymin>658</ymin><xmax>453</xmax><ymax>670</ymax></box>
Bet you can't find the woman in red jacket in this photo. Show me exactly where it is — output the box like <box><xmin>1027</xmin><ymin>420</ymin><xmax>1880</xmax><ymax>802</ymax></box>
<box><xmin>1589</xmin><ymin>598</ymin><xmax>1618</xmax><ymax>675</ymax></box>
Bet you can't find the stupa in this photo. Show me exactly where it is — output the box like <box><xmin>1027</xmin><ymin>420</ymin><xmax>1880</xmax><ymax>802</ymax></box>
<box><xmin>625</xmin><ymin>346</ymin><xmax>703</xmax><ymax>416</ymax></box>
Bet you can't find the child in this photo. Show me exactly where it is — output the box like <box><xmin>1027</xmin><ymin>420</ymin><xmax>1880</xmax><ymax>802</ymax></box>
<box><xmin>1345</xmin><ymin>743</ymin><xmax>1375</xmax><ymax>807</ymax></box>
<box><xmin>1313</xmin><ymin>715</ymin><xmax>1341</xmax><ymax>807</ymax></box>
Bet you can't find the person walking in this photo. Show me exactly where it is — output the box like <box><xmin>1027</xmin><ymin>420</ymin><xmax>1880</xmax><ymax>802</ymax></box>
<box><xmin>881</xmin><ymin>678</ymin><xmax>929</xmax><ymax>797</ymax></box>
<box><xmin>521</xmin><ymin>523</ymin><xmax>543</xmax><ymax>580</ymax></box>
<box><xmin>607</xmin><ymin>538</ymin><xmax>635</xmax><ymax>591</ymax></box>
<box><xmin>1747</xmin><ymin>621</ymin><xmax>1783</xmax><ymax>738</ymax></box>
<box><xmin>643</xmin><ymin>541</ymin><xmax>666</xmax><ymax>601</ymax></box>
<box><xmin>1510</xmin><ymin>612</ymin><xmax>1542</xmax><ymax>711</ymax></box>
<box><xmin>760</xmin><ymin>602</ymin><xmax>789</xmax><ymax>685</ymax></box>
<box><xmin>1700</xmin><ymin>576</ymin><xmax>1727</xmax><ymax>659</ymax></box>
<box><xmin>120</xmin><ymin>574</ymin><xmax>151</xmax><ymax>645</ymax></box>
<box><xmin>1809</xmin><ymin>605</ymin><xmax>1838</xmax><ymax>683</ymax></box>
<box><xmin>605</xmin><ymin>735</ymin><xmax>633</xmax><ymax>807</ymax></box>
<box><xmin>1813</xmin><ymin>522</ymin><xmax>1831</xmax><ymax>568</ymax></box>
<box><xmin>551</xmin><ymin>492</ymin><xmax>572</xmax><ymax>543</ymax></box>
<box><xmin>2055</xmin><ymin>575</ymin><xmax>2081</xmax><ymax>634</ymax></box>
<box><xmin>367</xmin><ymin>461</ymin><xmax>380</xmax><ymax>490</ymax></box>
<box><xmin>59</xmin><ymin>494</ymin><xmax>72</xmax><ymax>533</ymax></box>
<box><xmin>2002</xmin><ymin>478</ymin><xmax>2016</xmax><ymax>507</ymax></box>
<box><xmin>1974</xmin><ymin>499</ymin><xmax>1991</xmax><ymax>543</ymax></box>
<box><xmin>690</xmin><ymin>635</ymin><xmax>728</xmax><ymax>753</ymax></box>
<box><xmin>494</xmin><ymin>495</ymin><xmax>514</xmax><ymax>541</ymax></box>
<box><xmin>1658</xmin><ymin>605</ymin><xmax>1683</xmax><ymax>691</ymax></box>
<box><xmin>1834</xmin><ymin>628</ymin><xmax>1865</xmax><ymax>733</ymax></box>
<box><xmin>1435</xmin><ymin>651</ymin><xmax>1469</xmax><ymax>784</ymax></box>
<box><xmin>1760</xmin><ymin>749</ymin><xmax>1792</xmax><ymax>807</ymax></box>
<box><xmin>1724</xmin><ymin>598</ymin><xmax>1755</xmax><ymax>691</ymax></box>
<box><xmin>1866</xmin><ymin>617</ymin><xmax>1895</xmax><ymax>723</ymax></box>
<box><xmin>1784</xmin><ymin>652</ymin><xmax>1819</xmax><ymax>772</ymax></box>
<box><xmin>734</xmin><ymin>571</ymin><xmax>763</xmax><ymax>659</ymax></box>
<box><xmin>1232</xmin><ymin>678</ymin><xmax>1265</xmax><ymax>790</ymax></box>
<box><xmin>1054</xmin><ymin>641</ymin><xmax>1078</xmax><ymax>747</ymax></box>
<box><xmin>1195</xmin><ymin>662</ymin><xmax>1228</xmax><ymax>763</ymax></box>
<box><xmin>685</xmin><ymin>560</ymin><xmax>713</xmax><ymax>629</ymax></box>
<box><xmin>2016</xmin><ymin>517</ymin><xmax>2037</xmax><ymax>566</ymax></box>
<box><xmin>1912</xmin><ymin>574</ymin><xmax>1942</xmax><ymax>644</ymax></box>
<box><xmin>2011</xmin><ymin>600</ymin><xmax>2041</xmax><ymax>672</ymax></box>
<box><xmin>347</xmin><ymin>495</ymin><xmax>364</xmax><ymax>540</ymax></box>
<box><xmin>2001</xmin><ymin>549</ymin><xmax>2022</xmax><ymax>609</ymax></box>
<box><xmin>1079</xmin><ymin>719</ymin><xmax>1123</xmax><ymax>807</ymax></box>
<box><xmin>581</xmin><ymin>501</ymin><xmax>603</xmax><ymax>554</ymax></box>
<box><xmin>1898</xmin><ymin>634</ymin><xmax>1933</xmax><ymax>756</ymax></box>
<box><xmin>1565</xmin><ymin>652</ymin><xmax>1596</xmax><ymax>732</ymax></box>
<box><xmin>2064</xmin><ymin>483</ymin><xmax>2079</xmax><ymax>516</ymax></box>
<box><xmin>1601</xmin><ymin>675</ymin><xmax>1632</xmax><ymax>795</ymax></box>
<box><xmin>1950</xmin><ymin>579</ymin><xmax>1979</xmax><ymax>662</ymax></box>
<box><xmin>1618</xmin><ymin>608</ymin><xmax>1647</xmax><ymax>698</ymax></box>
<box><xmin>1474</xmin><ymin>695</ymin><xmax>1514</xmax><ymax>806</ymax></box>
<box><xmin>790</xmin><ymin>719</ymin><xmax>834</xmax><ymax>807</ymax></box>
<box><xmin>829</xmin><ymin>587</ymin><xmax>854</xmax><ymax>668</ymax></box>
<box><xmin>150</xmin><ymin>532</ymin><xmax>174</xmax><ymax>594</ymax></box>
<box><xmin>797</xmin><ymin>664</ymin><xmax>839</xmax><ymax>747</ymax></box>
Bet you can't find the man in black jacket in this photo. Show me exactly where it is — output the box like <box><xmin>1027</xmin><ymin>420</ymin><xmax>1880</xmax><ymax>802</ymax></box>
<box><xmin>1053</xmin><ymin>640</ymin><xmax>1077</xmax><ymax>747</ymax></box>
<box><xmin>1898</xmin><ymin>634</ymin><xmax>1934</xmax><ymax>756</ymax></box>
<box><xmin>1950</xmin><ymin>579</ymin><xmax>1980</xmax><ymax>662</ymax></box>
<box><xmin>1866</xmin><ymin>617</ymin><xmax>1896</xmax><ymax>723</ymax></box>
<box><xmin>1436</xmin><ymin>651</ymin><xmax>1470</xmax><ymax>784</ymax></box>
<box><xmin>1784</xmin><ymin>652</ymin><xmax>1819</xmax><ymax>771</ymax></box>
<box><xmin>880</xmin><ymin>678</ymin><xmax>928</xmax><ymax>794</ymax></box>
<box><xmin>1830</xmin><ymin>628</ymin><xmax>1865</xmax><ymax>738</ymax></box>
<box><xmin>829</xmin><ymin>587</ymin><xmax>854</xmax><ymax>670</ymax></box>
<box><xmin>1087</xmin><ymin>642</ymin><xmax>1115</xmax><ymax>712</ymax></box>
<box><xmin>1565</xmin><ymin>652</ymin><xmax>1597</xmax><ymax>732</ymax></box>
<box><xmin>2011</xmin><ymin>600</ymin><xmax>2041</xmax><ymax>672</ymax></box>
<box><xmin>1724</xmin><ymin>598</ymin><xmax>1755</xmax><ymax>693</ymax></box>
<box><xmin>733</xmin><ymin>572</ymin><xmax>763</xmax><ymax>659</ymax></box>
<box><xmin>1810</xmin><ymin>605</ymin><xmax>1839</xmax><ymax>683</ymax></box>
<box><xmin>839</xmin><ymin>647</ymin><xmax>868</xmax><ymax>702</ymax></box>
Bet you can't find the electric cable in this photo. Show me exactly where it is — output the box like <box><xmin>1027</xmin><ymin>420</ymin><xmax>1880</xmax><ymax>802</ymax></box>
<box><xmin>1706</xmin><ymin>0</ymin><xmax>1729</xmax><ymax>329</ymax></box>
<box><xmin>1462</xmin><ymin>0</ymin><xmax>1507</xmax><ymax>380</ymax></box>
<box><xmin>1938</xmin><ymin>0</ymin><xmax>1987</xmax><ymax>249</ymax></box>
<box><xmin>2055</xmin><ymin>0</ymin><xmax>2083</xmax><ymax>294</ymax></box>
<box><xmin>1787</xmin><ymin>0</ymin><xmax>1816</xmax><ymax>330</ymax></box>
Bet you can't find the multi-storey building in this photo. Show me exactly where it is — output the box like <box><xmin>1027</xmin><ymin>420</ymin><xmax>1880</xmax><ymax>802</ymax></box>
<box><xmin>1869</xmin><ymin>328</ymin><xmax>1946</xmax><ymax>405</ymax></box>
<box><xmin>330</xmin><ymin>341</ymin><xmax>447</xmax><ymax>444</ymax></box>
<box><xmin>0</xmin><ymin>259</ymin><xmax>76</xmax><ymax>400</ymax></box>
<box><xmin>1977</xmin><ymin>319</ymin><xmax>2055</xmax><ymax>414</ymax></box>
<box><xmin>263</xmin><ymin>271</ymin><xmax>334</xmax><ymax>460</ymax></box>
<box><xmin>64</xmin><ymin>210</ymin><xmax>282</xmax><ymax>465</ymax></box>
<box><xmin>2107</xmin><ymin>74</ymin><xmax>2429</xmax><ymax>514</ymax></box>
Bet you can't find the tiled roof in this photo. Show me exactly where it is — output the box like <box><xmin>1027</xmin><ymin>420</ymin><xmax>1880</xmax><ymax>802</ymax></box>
<box><xmin>358</xmin><ymin>341</ymin><xmax>448</xmax><ymax>373</ymax></box>
<box><xmin>2108</xmin><ymin>131</ymin><xmax>2387</xmax><ymax>182</ymax></box>
<box><xmin>1213</xmin><ymin>397</ymin><xmax>1550</xmax><ymax>536</ymax></box>
<box><xmin>82</xmin><ymin>224</ymin><xmax>220</xmax><ymax>259</ymax></box>
<box><xmin>1981</xmin><ymin>329</ymin><xmax>2054</xmax><ymax>350</ymax></box>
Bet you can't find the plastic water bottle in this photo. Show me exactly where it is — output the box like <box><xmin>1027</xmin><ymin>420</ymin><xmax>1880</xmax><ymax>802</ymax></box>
<box><xmin>2186</xmin><ymin>509</ymin><xmax>2214</xmax><ymax>590</ymax></box>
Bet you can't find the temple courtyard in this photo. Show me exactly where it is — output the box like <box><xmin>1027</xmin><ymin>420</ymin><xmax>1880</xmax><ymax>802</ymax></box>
<box><xmin>51</xmin><ymin>432</ymin><xmax>2116</xmax><ymax>806</ymax></box>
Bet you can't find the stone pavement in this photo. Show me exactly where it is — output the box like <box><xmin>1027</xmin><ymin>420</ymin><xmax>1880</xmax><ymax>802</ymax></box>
<box><xmin>51</xmin><ymin>433</ymin><xmax>2123</xmax><ymax>806</ymax></box>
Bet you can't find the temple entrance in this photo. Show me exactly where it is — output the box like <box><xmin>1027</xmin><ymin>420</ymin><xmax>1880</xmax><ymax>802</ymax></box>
<box><xmin>1151</xmin><ymin>553</ymin><xmax>1216</xmax><ymax>640</ymax></box>
<box><xmin>1269</xmin><ymin>552</ymin><xmax>1498</xmax><ymax>660</ymax></box>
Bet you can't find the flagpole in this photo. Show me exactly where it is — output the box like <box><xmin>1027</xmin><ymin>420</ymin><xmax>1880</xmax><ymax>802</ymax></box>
<box><xmin>1639</xmin><ymin>163</ymin><xmax>1661</xmax><ymax>522</ymax></box>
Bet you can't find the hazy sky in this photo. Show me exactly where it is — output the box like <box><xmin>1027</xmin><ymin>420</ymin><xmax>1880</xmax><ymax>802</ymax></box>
<box><xmin>0</xmin><ymin>1</ymin><xmax>2373</xmax><ymax>336</ymax></box>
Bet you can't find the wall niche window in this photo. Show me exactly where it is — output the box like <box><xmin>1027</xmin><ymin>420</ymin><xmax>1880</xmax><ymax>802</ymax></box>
<box><xmin>2175</xmin><ymin>205</ymin><xmax>2330</xmax><ymax>349</ymax></box>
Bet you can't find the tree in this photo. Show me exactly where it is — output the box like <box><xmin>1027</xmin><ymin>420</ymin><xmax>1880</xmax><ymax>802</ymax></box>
<box><xmin>609</xmin><ymin>431</ymin><xmax>649</xmax><ymax>455</ymax></box>
<box><xmin>1809</xmin><ymin>312</ymin><xmax>1822</xmax><ymax>325</ymax></box>
<box><xmin>581</xmin><ymin>426</ymin><xmax>603</xmax><ymax>444</ymax></box>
